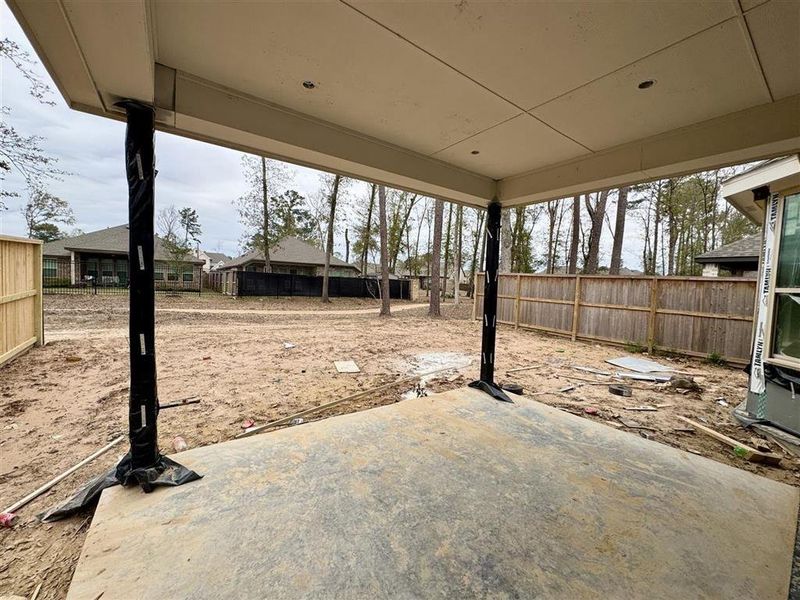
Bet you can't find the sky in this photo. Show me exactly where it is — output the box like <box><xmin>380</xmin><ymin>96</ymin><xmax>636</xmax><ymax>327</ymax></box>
<box><xmin>0</xmin><ymin>2</ymin><xmax>641</xmax><ymax>269</ymax></box>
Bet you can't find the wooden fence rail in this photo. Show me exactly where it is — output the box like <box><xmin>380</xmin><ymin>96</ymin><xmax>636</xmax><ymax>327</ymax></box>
<box><xmin>1</xmin><ymin>235</ymin><xmax>44</xmax><ymax>367</ymax></box>
<box><xmin>473</xmin><ymin>273</ymin><xmax>756</xmax><ymax>365</ymax></box>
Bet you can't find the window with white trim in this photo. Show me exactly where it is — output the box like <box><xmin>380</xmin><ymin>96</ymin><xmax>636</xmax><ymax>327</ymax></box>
<box><xmin>771</xmin><ymin>193</ymin><xmax>800</xmax><ymax>364</ymax></box>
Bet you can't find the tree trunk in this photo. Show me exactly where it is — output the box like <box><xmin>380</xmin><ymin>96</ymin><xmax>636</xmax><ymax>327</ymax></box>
<box><xmin>442</xmin><ymin>202</ymin><xmax>453</xmax><ymax>298</ymax></box>
<box><xmin>344</xmin><ymin>228</ymin><xmax>350</xmax><ymax>264</ymax></box>
<box><xmin>500</xmin><ymin>208</ymin><xmax>512</xmax><ymax>272</ymax></box>
<box><xmin>390</xmin><ymin>195</ymin><xmax>417</xmax><ymax>272</ymax></box>
<box><xmin>609</xmin><ymin>187</ymin><xmax>628</xmax><ymax>275</ymax></box>
<box><xmin>378</xmin><ymin>185</ymin><xmax>391</xmax><ymax>316</ymax></box>
<box><xmin>360</xmin><ymin>184</ymin><xmax>376</xmax><ymax>275</ymax></box>
<box><xmin>429</xmin><ymin>199</ymin><xmax>444</xmax><ymax>317</ymax></box>
<box><xmin>321</xmin><ymin>174</ymin><xmax>340</xmax><ymax>303</ymax></box>
<box><xmin>567</xmin><ymin>195</ymin><xmax>580</xmax><ymax>274</ymax></box>
<box><xmin>454</xmin><ymin>205</ymin><xmax>462</xmax><ymax>306</ymax></box>
<box><xmin>261</xmin><ymin>157</ymin><xmax>271</xmax><ymax>272</ymax></box>
<box><xmin>468</xmin><ymin>209</ymin><xmax>485</xmax><ymax>297</ymax></box>
<box><xmin>413</xmin><ymin>199</ymin><xmax>426</xmax><ymax>276</ymax></box>
<box><xmin>584</xmin><ymin>191</ymin><xmax>608</xmax><ymax>274</ymax></box>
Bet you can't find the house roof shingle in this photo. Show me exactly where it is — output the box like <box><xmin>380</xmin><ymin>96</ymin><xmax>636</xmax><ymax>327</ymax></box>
<box><xmin>223</xmin><ymin>237</ymin><xmax>359</xmax><ymax>271</ymax></box>
<box><xmin>694</xmin><ymin>235</ymin><xmax>761</xmax><ymax>264</ymax></box>
<box><xmin>205</xmin><ymin>251</ymin><xmax>231</xmax><ymax>263</ymax></box>
<box><xmin>43</xmin><ymin>225</ymin><xmax>205</xmax><ymax>264</ymax></box>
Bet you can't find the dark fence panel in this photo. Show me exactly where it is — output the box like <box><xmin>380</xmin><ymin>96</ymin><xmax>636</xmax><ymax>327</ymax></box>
<box><xmin>237</xmin><ymin>271</ymin><xmax>409</xmax><ymax>299</ymax></box>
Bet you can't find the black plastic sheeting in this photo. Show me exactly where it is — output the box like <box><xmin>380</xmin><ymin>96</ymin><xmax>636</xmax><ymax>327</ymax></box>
<box><xmin>38</xmin><ymin>102</ymin><xmax>202</xmax><ymax>522</ymax></box>
<box><xmin>39</xmin><ymin>455</ymin><xmax>199</xmax><ymax>522</ymax></box>
<box><xmin>237</xmin><ymin>271</ymin><xmax>410</xmax><ymax>299</ymax></box>
<box><xmin>118</xmin><ymin>101</ymin><xmax>199</xmax><ymax>491</ymax></box>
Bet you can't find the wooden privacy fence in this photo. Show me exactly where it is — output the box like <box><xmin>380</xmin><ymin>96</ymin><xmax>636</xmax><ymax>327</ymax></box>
<box><xmin>1</xmin><ymin>235</ymin><xmax>44</xmax><ymax>367</ymax></box>
<box><xmin>473</xmin><ymin>273</ymin><xmax>756</xmax><ymax>364</ymax></box>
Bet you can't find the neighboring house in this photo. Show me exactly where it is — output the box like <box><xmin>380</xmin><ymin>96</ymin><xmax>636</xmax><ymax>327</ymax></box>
<box><xmin>694</xmin><ymin>235</ymin><xmax>760</xmax><ymax>278</ymax></box>
<box><xmin>42</xmin><ymin>225</ymin><xmax>205</xmax><ymax>287</ymax></box>
<box><xmin>193</xmin><ymin>249</ymin><xmax>231</xmax><ymax>272</ymax></box>
<box><xmin>222</xmin><ymin>236</ymin><xmax>360</xmax><ymax>277</ymax></box>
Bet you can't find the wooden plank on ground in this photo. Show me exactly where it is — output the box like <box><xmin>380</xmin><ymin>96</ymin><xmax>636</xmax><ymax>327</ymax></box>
<box><xmin>676</xmin><ymin>416</ymin><xmax>782</xmax><ymax>465</ymax></box>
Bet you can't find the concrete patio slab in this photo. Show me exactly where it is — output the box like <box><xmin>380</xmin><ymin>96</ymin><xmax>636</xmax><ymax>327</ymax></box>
<box><xmin>67</xmin><ymin>387</ymin><xmax>798</xmax><ymax>599</ymax></box>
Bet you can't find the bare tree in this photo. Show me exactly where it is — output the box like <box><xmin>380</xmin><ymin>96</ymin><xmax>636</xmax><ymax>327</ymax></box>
<box><xmin>584</xmin><ymin>190</ymin><xmax>609</xmax><ymax>274</ymax></box>
<box><xmin>429</xmin><ymin>199</ymin><xmax>444</xmax><ymax>317</ymax></box>
<box><xmin>0</xmin><ymin>39</ymin><xmax>65</xmax><ymax>209</ymax></box>
<box><xmin>357</xmin><ymin>183</ymin><xmax>376</xmax><ymax>275</ymax></box>
<box><xmin>442</xmin><ymin>202</ymin><xmax>453</xmax><ymax>298</ymax></box>
<box><xmin>321</xmin><ymin>174</ymin><xmax>342</xmax><ymax>303</ymax></box>
<box><xmin>378</xmin><ymin>185</ymin><xmax>391</xmax><ymax>316</ymax></box>
<box><xmin>609</xmin><ymin>187</ymin><xmax>628</xmax><ymax>274</ymax></box>
<box><xmin>453</xmin><ymin>205</ymin><xmax>463</xmax><ymax>306</ymax></box>
<box><xmin>468</xmin><ymin>208</ymin><xmax>485</xmax><ymax>297</ymax></box>
<box><xmin>567</xmin><ymin>196</ymin><xmax>580</xmax><ymax>274</ymax></box>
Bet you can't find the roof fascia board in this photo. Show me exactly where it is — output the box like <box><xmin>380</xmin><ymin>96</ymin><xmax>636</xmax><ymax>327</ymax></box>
<box><xmin>499</xmin><ymin>94</ymin><xmax>800</xmax><ymax>206</ymax></box>
<box><xmin>721</xmin><ymin>155</ymin><xmax>800</xmax><ymax>199</ymax></box>
<box><xmin>155</xmin><ymin>66</ymin><xmax>495</xmax><ymax>207</ymax></box>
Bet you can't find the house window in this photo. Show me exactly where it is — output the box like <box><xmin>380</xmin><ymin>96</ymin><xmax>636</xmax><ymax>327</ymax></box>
<box><xmin>183</xmin><ymin>272</ymin><xmax>194</xmax><ymax>282</ymax></box>
<box><xmin>154</xmin><ymin>272</ymin><xmax>164</xmax><ymax>281</ymax></box>
<box><xmin>167</xmin><ymin>272</ymin><xmax>178</xmax><ymax>281</ymax></box>
<box><xmin>771</xmin><ymin>193</ymin><xmax>800</xmax><ymax>363</ymax></box>
<box><xmin>43</xmin><ymin>259</ymin><xmax>57</xmax><ymax>278</ymax></box>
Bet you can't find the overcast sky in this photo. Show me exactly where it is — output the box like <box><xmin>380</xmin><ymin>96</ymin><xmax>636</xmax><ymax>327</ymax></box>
<box><xmin>1</xmin><ymin>2</ymin><xmax>642</xmax><ymax>269</ymax></box>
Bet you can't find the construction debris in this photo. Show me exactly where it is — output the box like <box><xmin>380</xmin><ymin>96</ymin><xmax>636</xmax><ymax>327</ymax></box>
<box><xmin>283</xmin><ymin>342</ymin><xmax>296</xmax><ymax>349</ymax></box>
<box><xmin>172</xmin><ymin>436</ymin><xmax>188</xmax><ymax>452</ymax></box>
<box><xmin>608</xmin><ymin>384</ymin><xmax>632</xmax><ymax>397</ymax></box>
<box><xmin>238</xmin><ymin>363</ymin><xmax>469</xmax><ymax>439</ymax></box>
<box><xmin>159</xmin><ymin>396</ymin><xmax>201</xmax><ymax>410</ymax></box>
<box><xmin>334</xmin><ymin>360</ymin><xmax>360</xmax><ymax>373</ymax></box>
<box><xmin>617</xmin><ymin>417</ymin><xmax>655</xmax><ymax>430</ymax></box>
<box><xmin>669</xmin><ymin>376</ymin><xmax>702</xmax><ymax>392</ymax></box>
<box><xmin>624</xmin><ymin>406</ymin><xmax>658</xmax><ymax>412</ymax></box>
<box><xmin>505</xmin><ymin>364</ymin><xmax>540</xmax><ymax>375</ymax></box>
<box><xmin>606</xmin><ymin>356</ymin><xmax>675</xmax><ymax>374</ymax></box>
<box><xmin>616</xmin><ymin>371</ymin><xmax>672</xmax><ymax>383</ymax></box>
<box><xmin>676</xmin><ymin>416</ymin><xmax>782</xmax><ymax>465</ymax></box>
<box><xmin>572</xmin><ymin>366</ymin><xmax>612</xmax><ymax>376</ymax></box>
<box><xmin>0</xmin><ymin>435</ymin><xmax>124</xmax><ymax>526</ymax></box>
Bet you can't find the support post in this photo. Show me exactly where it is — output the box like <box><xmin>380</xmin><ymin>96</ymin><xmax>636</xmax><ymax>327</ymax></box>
<box><xmin>469</xmin><ymin>201</ymin><xmax>512</xmax><ymax>403</ymax></box>
<box><xmin>116</xmin><ymin>101</ymin><xmax>200</xmax><ymax>491</ymax></box>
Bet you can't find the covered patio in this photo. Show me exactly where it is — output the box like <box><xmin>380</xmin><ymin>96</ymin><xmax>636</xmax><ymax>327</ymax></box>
<box><xmin>9</xmin><ymin>1</ymin><xmax>800</xmax><ymax>597</ymax></box>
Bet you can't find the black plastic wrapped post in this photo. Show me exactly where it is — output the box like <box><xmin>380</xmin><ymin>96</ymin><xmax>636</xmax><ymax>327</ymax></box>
<box><xmin>115</xmin><ymin>102</ymin><xmax>200</xmax><ymax>491</ymax></box>
<box><xmin>469</xmin><ymin>201</ymin><xmax>512</xmax><ymax>403</ymax></box>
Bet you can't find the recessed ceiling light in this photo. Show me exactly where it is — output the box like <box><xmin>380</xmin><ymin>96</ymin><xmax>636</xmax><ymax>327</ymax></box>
<box><xmin>471</xmin><ymin>150</ymin><xmax>480</xmax><ymax>155</ymax></box>
<box><xmin>302</xmin><ymin>80</ymin><xmax>316</xmax><ymax>90</ymax></box>
<box><xmin>637</xmin><ymin>80</ymin><xmax>655</xmax><ymax>90</ymax></box>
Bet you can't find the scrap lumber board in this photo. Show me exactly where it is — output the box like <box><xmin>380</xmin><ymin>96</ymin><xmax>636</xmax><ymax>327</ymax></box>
<box><xmin>676</xmin><ymin>416</ymin><xmax>782</xmax><ymax>465</ymax></box>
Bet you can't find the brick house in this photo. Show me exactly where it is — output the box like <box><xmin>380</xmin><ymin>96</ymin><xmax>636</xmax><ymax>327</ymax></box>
<box><xmin>221</xmin><ymin>236</ymin><xmax>360</xmax><ymax>277</ymax></box>
<box><xmin>42</xmin><ymin>225</ymin><xmax>205</xmax><ymax>288</ymax></box>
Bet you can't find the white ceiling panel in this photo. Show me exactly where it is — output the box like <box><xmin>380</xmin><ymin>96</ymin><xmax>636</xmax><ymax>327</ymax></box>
<box><xmin>531</xmin><ymin>18</ymin><xmax>770</xmax><ymax>151</ymax></box>
<box><xmin>348</xmin><ymin>0</ymin><xmax>736</xmax><ymax>110</ymax></box>
<box><xmin>745</xmin><ymin>0</ymin><xmax>800</xmax><ymax>100</ymax></box>
<box><xmin>153</xmin><ymin>1</ymin><xmax>518</xmax><ymax>156</ymax></box>
<box><xmin>433</xmin><ymin>115</ymin><xmax>589</xmax><ymax>179</ymax></box>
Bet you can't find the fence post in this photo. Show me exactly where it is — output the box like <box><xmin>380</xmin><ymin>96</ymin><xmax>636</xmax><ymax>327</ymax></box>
<box><xmin>514</xmin><ymin>273</ymin><xmax>521</xmax><ymax>329</ymax></box>
<box><xmin>472</xmin><ymin>272</ymin><xmax>478</xmax><ymax>321</ymax></box>
<box><xmin>571</xmin><ymin>275</ymin><xmax>581</xmax><ymax>341</ymax></box>
<box><xmin>34</xmin><ymin>242</ymin><xmax>44</xmax><ymax>346</ymax></box>
<box><xmin>647</xmin><ymin>277</ymin><xmax>658</xmax><ymax>353</ymax></box>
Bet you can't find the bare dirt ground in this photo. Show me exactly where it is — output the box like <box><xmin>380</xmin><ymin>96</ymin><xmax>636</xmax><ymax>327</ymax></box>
<box><xmin>1</xmin><ymin>293</ymin><xmax>797</xmax><ymax>598</ymax></box>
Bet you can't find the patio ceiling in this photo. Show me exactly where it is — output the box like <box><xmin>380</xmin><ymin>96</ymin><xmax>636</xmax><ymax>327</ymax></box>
<box><xmin>9</xmin><ymin>0</ymin><xmax>800</xmax><ymax>208</ymax></box>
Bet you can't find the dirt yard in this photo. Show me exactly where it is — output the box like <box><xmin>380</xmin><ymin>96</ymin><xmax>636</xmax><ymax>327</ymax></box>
<box><xmin>1</xmin><ymin>293</ymin><xmax>797</xmax><ymax>598</ymax></box>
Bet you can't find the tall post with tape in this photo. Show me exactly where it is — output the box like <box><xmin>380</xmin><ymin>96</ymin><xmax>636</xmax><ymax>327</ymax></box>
<box><xmin>117</xmin><ymin>101</ymin><xmax>200</xmax><ymax>491</ymax></box>
<box><xmin>469</xmin><ymin>200</ymin><xmax>512</xmax><ymax>403</ymax></box>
